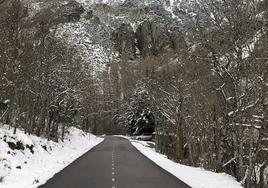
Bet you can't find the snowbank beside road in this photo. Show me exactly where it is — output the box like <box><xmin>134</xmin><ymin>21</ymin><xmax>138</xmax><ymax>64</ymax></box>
<box><xmin>131</xmin><ymin>140</ymin><xmax>243</xmax><ymax>188</ymax></box>
<box><xmin>0</xmin><ymin>125</ymin><xmax>103</xmax><ymax>188</ymax></box>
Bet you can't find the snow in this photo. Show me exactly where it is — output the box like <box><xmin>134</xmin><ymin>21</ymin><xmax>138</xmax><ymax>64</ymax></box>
<box><xmin>3</xmin><ymin>100</ymin><xmax>10</xmax><ymax>104</ymax></box>
<box><xmin>228</xmin><ymin>111</ymin><xmax>234</xmax><ymax>116</ymax></box>
<box><xmin>242</xmin><ymin>30</ymin><xmax>263</xmax><ymax>59</ymax></box>
<box><xmin>0</xmin><ymin>124</ymin><xmax>104</xmax><ymax>188</ymax></box>
<box><xmin>131</xmin><ymin>140</ymin><xmax>243</xmax><ymax>188</ymax></box>
<box><xmin>55</xmin><ymin>20</ymin><xmax>114</xmax><ymax>75</ymax></box>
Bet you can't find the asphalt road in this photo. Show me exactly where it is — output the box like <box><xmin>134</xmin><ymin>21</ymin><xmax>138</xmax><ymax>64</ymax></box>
<box><xmin>38</xmin><ymin>136</ymin><xmax>191</xmax><ymax>188</ymax></box>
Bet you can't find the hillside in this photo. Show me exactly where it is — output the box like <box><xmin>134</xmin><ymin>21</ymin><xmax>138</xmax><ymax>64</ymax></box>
<box><xmin>0</xmin><ymin>0</ymin><xmax>267</xmax><ymax>187</ymax></box>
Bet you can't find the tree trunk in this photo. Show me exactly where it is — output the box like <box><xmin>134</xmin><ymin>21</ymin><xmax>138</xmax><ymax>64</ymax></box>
<box><xmin>176</xmin><ymin>113</ymin><xmax>184</xmax><ymax>161</ymax></box>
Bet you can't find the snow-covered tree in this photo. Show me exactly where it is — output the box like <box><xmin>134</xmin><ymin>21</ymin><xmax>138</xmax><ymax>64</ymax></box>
<box><xmin>124</xmin><ymin>80</ymin><xmax>155</xmax><ymax>135</ymax></box>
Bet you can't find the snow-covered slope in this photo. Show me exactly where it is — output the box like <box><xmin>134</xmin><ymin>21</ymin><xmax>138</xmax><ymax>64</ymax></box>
<box><xmin>131</xmin><ymin>140</ymin><xmax>243</xmax><ymax>188</ymax></box>
<box><xmin>0</xmin><ymin>125</ymin><xmax>104</xmax><ymax>188</ymax></box>
<box><xmin>23</xmin><ymin>0</ymin><xmax>195</xmax><ymax>74</ymax></box>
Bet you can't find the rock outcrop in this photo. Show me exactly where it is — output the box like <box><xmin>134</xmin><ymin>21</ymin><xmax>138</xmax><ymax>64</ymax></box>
<box><xmin>16</xmin><ymin>0</ymin><xmax>190</xmax><ymax>65</ymax></box>
<box><xmin>112</xmin><ymin>19</ymin><xmax>185</xmax><ymax>59</ymax></box>
<box><xmin>58</xmin><ymin>0</ymin><xmax>85</xmax><ymax>22</ymax></box>
<box><xmin>113</xmin><ymin>23</ymin><xmax>136</xmax><ymax>60</ymax></box>
<box><xmin>136</xmin><ymin>19</ymin><xmax>173</xmax><ymax>57</ymax></box>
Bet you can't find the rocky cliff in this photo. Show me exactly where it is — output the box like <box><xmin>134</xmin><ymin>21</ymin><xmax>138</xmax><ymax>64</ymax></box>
<box><xmin>3</xmin><ymin>0</ymin><xmax>194</xmax><ymax>71</ymax></box>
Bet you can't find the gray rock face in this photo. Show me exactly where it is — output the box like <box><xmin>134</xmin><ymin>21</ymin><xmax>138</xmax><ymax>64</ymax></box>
<box><xmin>58</xmin><ymin>0</ymin><xmax>85</xmax><ymax>22</ymax></box>
<box><xmin>112</xmin><ymin>20</ymin><xmax>185</xmax><ymax>59</ymax></box>
<box><xmin>22</xmin><ymin>0</ymin><xmax>192</xmax><ymax>68</ymax></box>
<box><xmin>113</xmin><ymin>23</ymin><xmax>136</xmax><ymax>60</ymax></box>
<box><xmin>136</xmin><ymin>20</ymin><xmax>173</xmax><ymax>57</ymax></box>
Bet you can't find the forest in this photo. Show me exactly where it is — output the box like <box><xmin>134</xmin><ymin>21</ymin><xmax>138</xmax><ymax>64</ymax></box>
<box><xmin>0</xmin><ymin>0</ymin><xmax>267</xmax><ymax>187</ymax></box>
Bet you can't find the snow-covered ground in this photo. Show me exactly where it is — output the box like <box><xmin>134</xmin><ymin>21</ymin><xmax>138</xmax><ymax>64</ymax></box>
<box><xmin>131</xmin><ymin>140</ymin><xmax>243</xmax><ymax>188</ymax></box>
<box><xmin>0</xmin><ymin>125</ymin><xmax>104</xmax><ymax>188</ymax></box>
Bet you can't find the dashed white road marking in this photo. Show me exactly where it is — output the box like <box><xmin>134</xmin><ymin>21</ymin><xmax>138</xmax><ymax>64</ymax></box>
<box><xmin>112</xmin><ymin>145</ymin><xmax>116</xmax><ymax>187</ymax></box>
